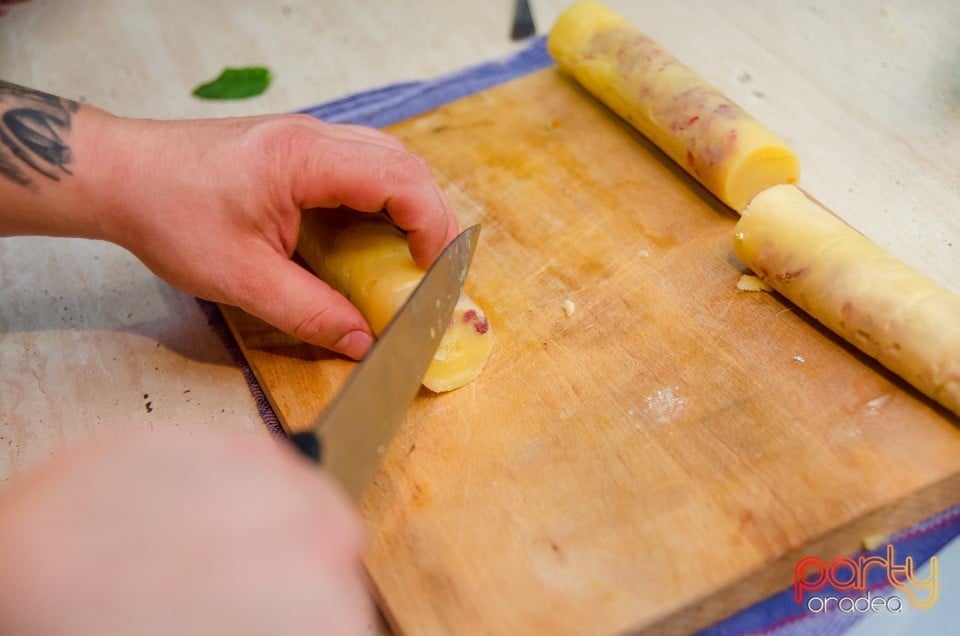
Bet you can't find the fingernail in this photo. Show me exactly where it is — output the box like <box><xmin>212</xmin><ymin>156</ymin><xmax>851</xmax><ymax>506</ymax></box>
<box><xmin>334</xmin><ymin>330</ymin><xmax>374</xmax><ymax>360</ymax></box>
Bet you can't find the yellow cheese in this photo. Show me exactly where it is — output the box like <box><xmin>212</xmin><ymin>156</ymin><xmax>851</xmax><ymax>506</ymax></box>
<box><xmin>297</xmin><ymin>211</ymin><xmax>494</xmax><ymax>393</ymax></box>
<box><xmin>736</xmin><ymin>274</ymin><xmax>773</xmax><ymax>293</ymax></box>
<box><xmin>548</xmin><ymin>1</ymin><xmax>800</xmax><ymax>212</ymax></box>
<box><xmin>734</xmin><ymin>185</ymin><xmax>960</xmax><ymax>416</ymax></box>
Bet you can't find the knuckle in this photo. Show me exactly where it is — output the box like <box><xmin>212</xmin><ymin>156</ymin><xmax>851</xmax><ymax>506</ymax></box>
<box><xmin>405</xmin><ymin>152</ymin><xmax>431</xmax><ymax>175</ymax></box>
<box><xmin>383</xmin><ymin>151</ymin><xmax>430</xmax><ymax>188</ymax></box>
<box><xmin>286</xmin><ymin>113</ymin><xmax>321</xmax><ymax>128</ymax></box>
<box><xmin>241</xmin><ymin>116</ymin><xmax>314</xmax><ymax>162</ymax></box>
<box><xmin>263</xmin><ymin>122</ymin><xmax>307</xmax><ymax>160</ymax></box>
<box><xmin>378</xmin><ymin>130</ymin><xmax>407</xmax><ymax>150</ymax></box>
<box><xmin>238</xmin><ymin>116</ymin><xmax>330</xmax><ymax>206</ymax></box>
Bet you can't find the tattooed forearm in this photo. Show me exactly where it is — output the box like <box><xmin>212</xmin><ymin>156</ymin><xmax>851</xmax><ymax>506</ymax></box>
<box><xmin>0</xmin><ymin>80</ymin><xmax>79</xmax><ymax>189</ymax></box>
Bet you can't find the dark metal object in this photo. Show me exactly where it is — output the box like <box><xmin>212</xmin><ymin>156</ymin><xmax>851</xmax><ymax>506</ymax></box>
<box><xmin>511</xmin><ymin>0</ymin><xmax>536</xmax><ymax>41</ymax></box>
<box><xmin>290</xmin><ymin>225</ymin><xmax>480</xmax><ymax>501</ymax></box>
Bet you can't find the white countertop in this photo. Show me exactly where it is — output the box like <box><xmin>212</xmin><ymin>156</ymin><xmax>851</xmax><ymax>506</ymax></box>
<box><xmin>1</xmin><ymin>0</ymin><xmax>957</xmax><ymax>493</ymax></box>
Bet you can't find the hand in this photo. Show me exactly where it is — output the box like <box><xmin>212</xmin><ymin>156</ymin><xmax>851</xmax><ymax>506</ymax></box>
<box><xmin>0</xmin><ymin>86</ymin><xmax>458</xmax><ymax>360</ymax></box>
<box><xmin>0</xmin><ymin>430</ymin><xmax>373</xmax><ymax>636</ymax></box>
<box><xmin>84</xmin><ymin>112</ymin><xmax>458</xmax><ymax>359</ymax></box>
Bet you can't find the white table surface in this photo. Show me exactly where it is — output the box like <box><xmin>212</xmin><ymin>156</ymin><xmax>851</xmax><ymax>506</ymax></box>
<box><xmin>1</xmin><ymin>0</ymin><xmax>957</xmax><ymax>556</ymax></box>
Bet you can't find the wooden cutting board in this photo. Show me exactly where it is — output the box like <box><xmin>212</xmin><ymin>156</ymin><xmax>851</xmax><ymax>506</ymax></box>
<box><xmin>220</xmin><ymin>68</ymin><xmax>960</xmax><ymax>635</ymax></box>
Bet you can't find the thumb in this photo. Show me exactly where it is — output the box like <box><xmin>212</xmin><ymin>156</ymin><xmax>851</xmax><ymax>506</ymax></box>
<box><xmin>235</xmin><ymin>253</ymin><xmax>374</xmax><ymax>360</ymax></box>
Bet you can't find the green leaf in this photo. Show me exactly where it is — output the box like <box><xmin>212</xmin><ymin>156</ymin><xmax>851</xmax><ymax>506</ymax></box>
<box><xmin>192</xmin><ymin>67</ymin><xmax>272</xmax><ymax>100</ymax></box>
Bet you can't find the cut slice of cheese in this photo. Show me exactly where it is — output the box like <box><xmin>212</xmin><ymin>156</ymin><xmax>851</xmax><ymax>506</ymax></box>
<box><xmin>297</xmin><ymin>211</ymin><xmax>494</xmax><ymax>393</ymax></box>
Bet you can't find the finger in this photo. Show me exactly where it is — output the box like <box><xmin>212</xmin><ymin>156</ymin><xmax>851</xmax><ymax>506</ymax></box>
<box><xmin>284</xmin><ymin>114</ymin><xmax>407</xmax><ymax>151</ymax></box>
<box><xmin>289</xmin><ymin>136</ymin><xmax>457</xmax><ymax>269</ymax></box>
<box><xmin>231</xmin><ymin>251</ymin><xmax>374</xmax><ymax>359</ymax></box>
<box><xmin>323</xmin><ymin>123</ymin><xmax>406</xmax><ymax>151</ymax></box>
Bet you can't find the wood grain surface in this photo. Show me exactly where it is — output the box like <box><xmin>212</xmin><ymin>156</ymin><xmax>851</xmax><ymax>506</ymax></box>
<box><xmin>220</xmin><ymin>68</ymin><xmax>960</xmax><ymax>635</ymax></box>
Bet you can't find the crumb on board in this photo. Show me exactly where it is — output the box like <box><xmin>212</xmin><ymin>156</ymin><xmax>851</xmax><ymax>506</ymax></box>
<box><xmin>561</xmin><ymin>299</ymin><xmax>576</xmax><ymax>317</ymax></box>
<box><xmin>736</xmin><ymin>274</ymin><xmax>773</xmax><ymax>293</ymax></box>
<box><xmin>864</xmin><ymin>394</ymin><xmax>892</xmax><ymax>414</ymax></box>
<box><xmin>862</xmin><ymin>533</ymin><xmax>889</xmax><ymax>551</ymax></box>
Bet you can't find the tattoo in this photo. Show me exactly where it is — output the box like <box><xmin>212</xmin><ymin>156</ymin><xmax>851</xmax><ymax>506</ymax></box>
<box><xmin>0</xmin><ymin>80</ymin><xmax>79</xmax><ymax>189</ymax></box>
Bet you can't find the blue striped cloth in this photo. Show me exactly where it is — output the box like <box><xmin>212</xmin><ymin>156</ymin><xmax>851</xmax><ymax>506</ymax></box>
<box><xmin>216</xmin><ymin>34</ymin><xmax>959</xmax><ymax>635</ymax></box>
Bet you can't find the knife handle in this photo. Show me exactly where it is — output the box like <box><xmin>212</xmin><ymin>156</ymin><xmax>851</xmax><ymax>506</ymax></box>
<box><xmin>289</xmin><ymin>431</ymin><xmax>323</xmax><ymax>463</ymax></box>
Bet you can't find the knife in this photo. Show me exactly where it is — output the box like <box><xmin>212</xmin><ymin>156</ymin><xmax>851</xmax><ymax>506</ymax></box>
<box><xmin>289</xmin><ymin>224</ymin><xmax>481</xmax><ymax>501</ymax></box>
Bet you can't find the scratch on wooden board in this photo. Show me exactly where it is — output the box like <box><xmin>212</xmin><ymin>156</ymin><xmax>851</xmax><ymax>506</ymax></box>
<box><xmin>606</xmin><ymin>248</ymin><xmax>644</xmax><ymax>279</ymax></box>
<box><xmin>708</xmin><ymin>294</ymin><xmax>738</xmax><ymax>339</ymax></box>
<box><xmin>442</xmin><ymin>180</ymin><xmax>488</xmax><ymax>226</ymax></box>
<box><xmin>524</xmin><ymin>255</ymin><xmax>560</xmax><ymax>282</ymax></box>
<box><xmin>717</xmin><ymin>293</ymin><xmax>736</xmax><ymax>320</ymax></box>
<box><xmin>454</xmin><ymin>397</ymin><xmax>476</xmax><ymax>550</ymax></box>
<box><xmin>579</xmin><ymin>214</ymin><xmax>607</xmax><ymax>238</ymax></box>
<box><xmin>455</xmin><ymin>461</ymin><xmax>475</xmax><ymax>549</ymax></box>
<box><xmin>705</xmin><ymin>293</ymin><xmax>739</xmax><ymax>341</ymax></box>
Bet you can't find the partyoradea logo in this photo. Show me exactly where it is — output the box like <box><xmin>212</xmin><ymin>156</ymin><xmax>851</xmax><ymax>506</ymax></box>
<box><xmin>793</xmin><ymin>545</ymin><xmax>938</xmax><ymax>614</ymax></box>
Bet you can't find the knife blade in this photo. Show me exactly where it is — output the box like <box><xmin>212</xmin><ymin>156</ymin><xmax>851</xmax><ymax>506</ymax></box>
<box><xmin>290</xmin><ymin>224</ymin><xmax>480</xmax><ymax>501</ymax></box>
